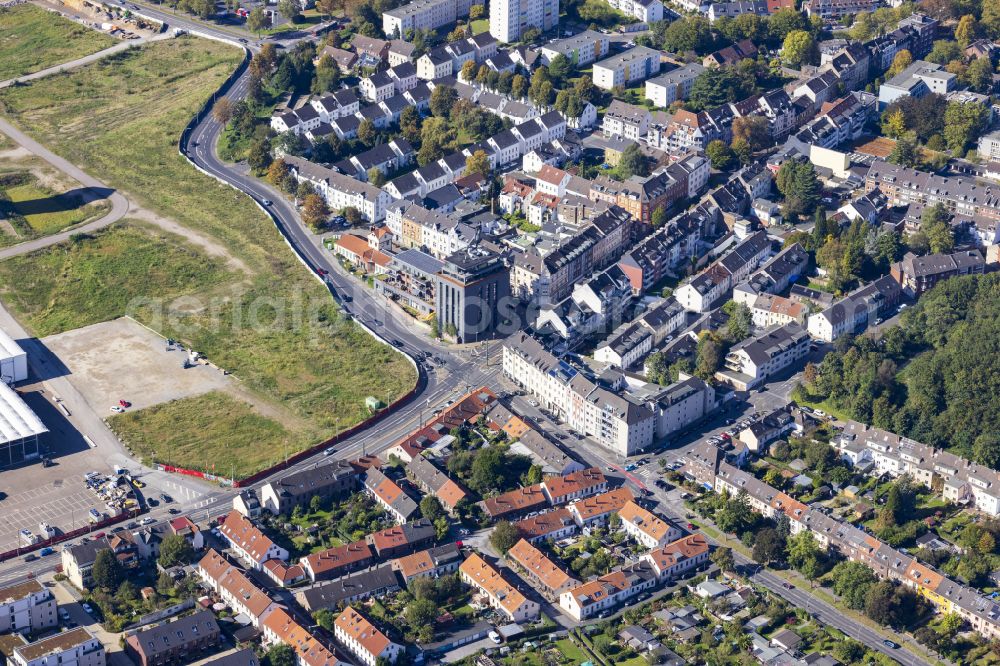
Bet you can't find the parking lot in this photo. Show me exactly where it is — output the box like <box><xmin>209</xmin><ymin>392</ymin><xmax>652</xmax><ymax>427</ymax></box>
<box><xmin>42</xmin><ymin>317</ymin><xmax>236</xmax><ymax>414</ymax></box>
<box><xmin>0</xmin><ymin>464</ymin><xmax>107</xmax><ymax>554</ymax></box>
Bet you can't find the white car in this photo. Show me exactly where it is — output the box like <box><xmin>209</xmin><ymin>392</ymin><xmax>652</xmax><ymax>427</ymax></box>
<box><xmin>488</xmin><ymin>631</ymin><xmax>501</xmax><ymax>644</ymax></box>
<box><xmin>110</xmin><ymin>406</ymin><xmax>124</xmax><ymax>413</ymax></box>
<box><xmin>81</xmin><ymin>603</ymin><xmax>94</xmax><ymax>616</ymax></box>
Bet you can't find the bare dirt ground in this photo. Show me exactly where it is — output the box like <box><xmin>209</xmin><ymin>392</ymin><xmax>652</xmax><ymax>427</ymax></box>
<box><xmin>41</xmin><ymin>316</ymin><xmax>308</xmax><ymax>431</ymax></box>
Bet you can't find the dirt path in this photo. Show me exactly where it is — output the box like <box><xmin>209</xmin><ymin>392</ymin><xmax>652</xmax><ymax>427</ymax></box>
<box><xmin>223</xmin><ymin>382</ymin><xmax>313</xmax><ymax>434</ymax></box>
<box><xmin>128</xmin><ymin>203</ymin><xmax>250</xmax><ymax>274</ymax></box>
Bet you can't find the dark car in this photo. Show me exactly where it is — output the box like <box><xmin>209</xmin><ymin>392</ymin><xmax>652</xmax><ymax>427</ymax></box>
<box><xmin>391</xmin><ymin>339</ymin><xmax>404</xmax><ymax>348</ymax></box>
<box><xmin>168</xmin><ymin>508</ymin><xmax>181</xmax><ymax>515</ymax></box>
<box><xmin>883</xmin><ymin>640</ymin><xmax>898</xmax><ymax>649</ymax></box>
<box><xmin>160</xmin><ymin>493</ymin><xmax>173</xmax><ymax>503</ymax></box>
<box><xmin>147</xmin><ymin>498</ymin><xmax>159</xmax><ymax>507</ymax></box>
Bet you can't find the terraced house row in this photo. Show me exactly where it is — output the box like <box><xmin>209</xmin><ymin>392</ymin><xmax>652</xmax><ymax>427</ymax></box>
<box><xmin>685</xmin><ymin>443</ymin><xmax>1000</xmax><ymax>640</ymax></box>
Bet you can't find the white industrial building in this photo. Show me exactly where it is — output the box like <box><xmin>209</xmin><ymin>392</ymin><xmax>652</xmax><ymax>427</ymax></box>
<box><xmin>0</xmin><ymin>329</ymin><xmax>28</xmax><ymax>384</ymax></box>
<box><xmin>0</xmin><ymin>381</ymin><xmax>47</xmax><ymax>468</ymax></box>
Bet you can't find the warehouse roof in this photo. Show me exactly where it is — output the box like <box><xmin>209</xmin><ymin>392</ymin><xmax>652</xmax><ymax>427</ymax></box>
<box><xmin>0</xmin><ymin>382</ymin><xmax>46</xmax><ymax>446</ymax></box>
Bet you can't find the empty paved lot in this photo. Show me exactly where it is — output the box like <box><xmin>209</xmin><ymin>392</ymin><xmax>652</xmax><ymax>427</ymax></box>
<box><xmin>42</xmin><ymin>317</ymin><xmax>234</xmax><ymax>413</ymax></box>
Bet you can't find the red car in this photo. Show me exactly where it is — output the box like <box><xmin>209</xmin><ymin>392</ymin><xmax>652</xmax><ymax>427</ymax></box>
<box><xmin>687</xmin><ymin>523</ymin><xmax>696</xmax><ymax>530</ymax></box>
<box><xmin>316</xmin><ymin>268</ymin><xmax>328</xmax><ymax>276</ymax></box>
<box><xmin>119</xmin><ymin>399</ymin><xmax>131</xmax><ymax>408</ymax></box>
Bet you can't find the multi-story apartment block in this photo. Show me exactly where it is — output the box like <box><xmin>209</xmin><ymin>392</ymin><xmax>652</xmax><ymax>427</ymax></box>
<box><xmin>804</xmin><ymin>0</ymin><xmax>878</xmax><ymax>19</ymax></box>
<box><xmin>807</xmin><ymin>275</ymin><xmax>902</xmax><ymax>342</ymax></box>
<box><xmin>617</xmin><ymin>207</ymin><xmax>709</xmax><ymax>294</ymax></box>
<box><xmin>540</xmin><ymin>30</ymin><xmax>610</xmax><ymax>66</ymax></box>
<box><xmin>558</xmin><ymin>562</ymin><xmax>659</xmax><ymax>620</ymax></box>
<box><xmin>701</xmin><ymin>447</ymin><xmax>1000</xmax><ymax>641</ymax></box>
<box><xmin>733</xmin><ymin>243</ymin><xmax>809</xmax><ymax>306</ymax></box>
<box><xmin>601</xmin><ymin>100</ymin><xmax>651</xmax><ymax>141</ymax></box>
<box><xmin>890</xmin><ymin>250</ymin><xmax>985</xmax><ymax>297</ymax></box>
<box><xmin>593</xmin><ymin>47</ymin><xmax>661</xmax><ymax>91</ymax></box>
<box><xmin>606</xmin><ymin>0</ymin><xmax>664</xmax><ymax>21</ymax></box>
<box><xmin>877</xmin><ymin>60</ymin><xmax>955</xmax><ymax>109</ymax></box>
<box><xmin>197</xmin><ymin>550</ymin><xmax>276</xmax><ymax>627</ymax></box>
<box><xmin>490</xmin><ymin>0</ymin><xmax>558</xmax><ymax>43</ymax></box>
<box><xmin>718</xmin><ymin>323</ymin><xmax>810</xmax><ymax>390</ymax></box>
<box><xmin>125</xmin><ymin>611</ymin><xmax>219</xmax><ymax>666</ymax></box>
<box><xmin>675</xmin><ymin>230</ymin><xmax>772</xmax><ymax>312</ymax></box>
<box><xmin>459</xmin><ymin>553</ymin><xmax>540</xmax><ymax>622</ymax></box>
<box><xmin>260</xmin><ymin>460</ymin><xmax>362</xmax><ymax>515</ymax></box>
<box><xmin>650</xmin><ymin>105</ymin><xmax>734</xmax><ymax>155</ymax></box>
<box><xmin>866</xmin><ymin>161</ymin><xmax>1000</xmax><ymax>222</ymax></box>
<box><xmin>507</xmin><ymin>539</ymin><xmax>580</xmax><ymax>599</ymax></box>
<box><xmin>284</xmin><ymin>156</ymin><xmax>391</xmax><ymax>223</ymax></box>
<box><xmin>334</xmin><ymin>607</ymin><xmax>401</xmax><ymax>666</ymax></box>
<box><xmin>0</xmin><ymin>580</ymin><xmax>57</xmax><ymax>634</ymax></box>
<box><xmin>382</xmin><ymin>0</ymin><xmax>475</xmax><ymax>39</ymax></box>
<box><xmin>435</xmin><ymin>245</ymin><xmax>511</xmax><ymax>343</ymax></box>
<box><xmin>12</xmin><ymin>629</ymin><xmax>104</xmax><ymax>666</ymax></box>
<box><xmin>644</xmin><ymin>64</ymin><xmax>704</xmax><ymax>108</ymax></box>
<box><xmin>618</xmin><ymin>500</ymin><xmax>682</xmax><ymax>548</ymax></box>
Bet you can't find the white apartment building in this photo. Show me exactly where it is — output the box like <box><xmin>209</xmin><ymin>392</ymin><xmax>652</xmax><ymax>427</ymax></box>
<box><xmin>606</xmin><ymin>0</ymin><xmax>663</xmax><ymax>22</ymax></box>
<box><xmin>593</xmin><ymin>47</ymin><xmax>661</xmax><ymax>91</ymax></box>
<box><xmin>11</xmin><ymin>629</ymin><xmax>104</xmax><ymax>666</ymax></box>
<box><xmin>618</xmin><ymin>501</ymin><xmax>682</xmax><ymax>548</ymax></box>
<box><xmin>334</xmin><ymin>607</ymin><xmax>402</xmax><ymax>666</ymax></box>
<box><xmin>540</xmin><ymin>30</ymin><xmax>609</xmax><ymax>66</ymax></box>
<box><xmin>489</xmin><ymin>0</ymin><xmax>558</xmax><ymax>43</ymax></box>
<box><xmin>285</xmin><ymin>156</ymin><xmax>391</xmax><ymax>223</ymax></box>
<box><xmin>601</xmin><ymin>100</ymin><xmax>651</xmax><ymax>141</ymax></box>
<box><xmin>718</xmin><ymin>323</ymin><xmax>810</xmax><ymax>391</ymax></box>
<box><xmin>503</xmin><ymin>333</ymin><xmax>656</xmax><ymax>456</ymax></box>
<box><xmin>0</xmin><ymin>580</ymin><xmax>57</xmax><ymax>634</ymax></box>
<box><xmin>645</xmin><ymin>63</ymin><xmax>704</xmax><ymax>108</ymax></box>
<box><xmin>382</xmin><ymin>0</ymin><xmax>474</xmax><ymax>39</ymax></box>
<box><xmin>217</xmin><ymin>510</ymin><xmax>289</xmax><ymax>571</ymax></box>
<box><xmin>979</xmin><ymin>131</ymin><xmax>1000</xmax><ymax>162</ymax></box>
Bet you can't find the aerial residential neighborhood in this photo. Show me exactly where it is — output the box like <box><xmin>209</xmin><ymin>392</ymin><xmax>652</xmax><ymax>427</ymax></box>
<box><xmin>2</xmin><ymin>0</ymin><xmax>1000</xmax><ymax>663</ymax></box>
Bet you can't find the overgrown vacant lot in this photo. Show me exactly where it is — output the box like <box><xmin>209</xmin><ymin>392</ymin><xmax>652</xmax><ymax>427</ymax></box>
<box><xmin>0</xmin><ymin>4</ymin><xmax>116</xmax><ymax>80</ymax></box>
<box><xmin>110</xmin><ymin>391</ymin><xmax>301</xmax><ymax>478</ymax></box>
<box><xmin>0</xmin><ymin>221</ymin><xmax>231</xmax><ymax>333</ymax></box>
<box><xmin>0</xmin><ymin>38</ymin><xmax>415</xmax><ymax>473</ymax></box>
<box><xmin>0</xmin><ymin>170</ymin><xmax>111</xmax><ymax>243</ymax></box>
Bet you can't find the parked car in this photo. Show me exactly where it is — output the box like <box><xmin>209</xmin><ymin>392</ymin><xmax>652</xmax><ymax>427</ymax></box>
<box><xmin>118</xmin><ymin>399</ymin><xmax>131</xmax><ymax>408</ymax></box>
<box><xmin>488</xmin><ymin>631</ymin><xmax>501</xmax><ymax>644</ymax></box>
<box><xmin>110</xmin><ymin>406</ymin><xmax>124</xmax><ymax>413</ymax></box>
<box><xmin>160</xmin><ymin>493</ymin><xmax>173</xmax><ymax>503</ymax></box>
<box><xmin>39</xmin><ymin>547</ymin><xmax>53</xmax><ymax>556</ymax></box>
<box><xmin>81</xmin><ymin>603</ymin><xmax>95</xmax><ymax>616</ymax></box>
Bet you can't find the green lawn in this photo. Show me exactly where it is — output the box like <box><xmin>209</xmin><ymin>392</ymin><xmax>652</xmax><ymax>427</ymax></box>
<box><xmin>0</xmin><ymin>4</ymin><xmax>117</xmax><ymax>80</ymax></box>
<box><xmin>0</xmin><ymin>38</ymin><xmax>415</xmax><ymax>473</ymax></box>
<box><xmin>554</xmin><ymin>639</ymin><xmax>589</xmax><ymax>665</ymax></box>
<box><xmin>0</xmin><ymin>221</ymin><xmax>232</xmax><ymax>335</ymax></box>
<box><xmin>470</xmin><ymin>18</ymin><xmax>489</xmax><ymax>34</ymax></box>
<box><xmin>0</xmin><ymin>172</ymin><xmax>110</xmax><ymax>240</ymax></box>
<box><xmin>110</xmin><ymin>390</ymin><xmax>300</xmax><ymax>480</ymax></box>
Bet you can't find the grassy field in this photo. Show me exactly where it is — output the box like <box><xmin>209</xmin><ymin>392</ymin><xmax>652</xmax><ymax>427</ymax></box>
<box><xmin>0</xmin><ymin>221</ymin><xmax>232</xmax><ymax>335</ymax></box>
<box><xmin>0</xmin><ymin>171</ymin><xmax>110</xmax><ymax>240</ymax></box>
<box><xmin>109</xmin><ymin>390</ymin><xmax>301</xmax><ymax>478</ymax></box>
<box><xmin>0</xmin><ymin>38</ymin><xmax>415</xmax><ymax>472</ymax></box>
<box><xmin>470</xmin><ymin>18</ymin><xmax>489</xmax><ymax>34</ymax></box>
<box><xmin>0</xmin><ymin>4</ymin><xmax>117</xmax><ymax>80</ymax></box>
